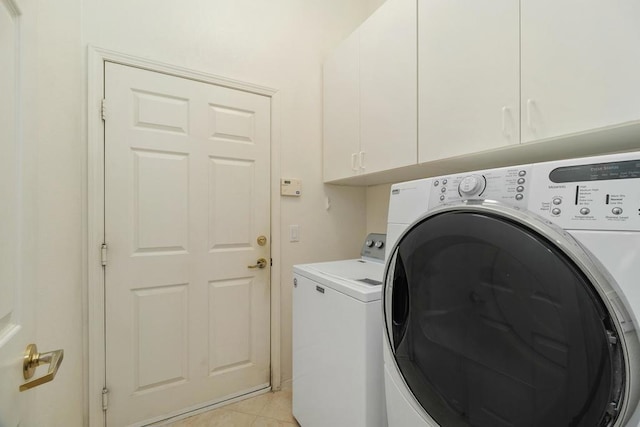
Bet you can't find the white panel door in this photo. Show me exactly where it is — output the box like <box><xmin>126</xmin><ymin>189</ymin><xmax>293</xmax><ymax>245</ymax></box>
<box><xmin>418</xmin><ymin>0</ymin><xmax>519</xmax><ymax>162</ymax></box>
<box><xmin>104</xmin><ymin>62</ymin><xmax>271</xmax><ymax>426</ymax></box>
<box><xmin>323</xmin><ymin>29</ymin><xmax>360</xmax><ymax>182</ymax></box>
<box><xmin>359</xmin><ymin>0</ymin><xmax>417</xmax><ymax>174</ymax></box>
<box><xmin>521</xmin><ymin>0</ymin><xmax>640</xmax><ymax>142</ymax></box>
<box><xmin>0</xmin><ymin>0</ymin><xmax>38</xmax><ymax>425</ymax></box>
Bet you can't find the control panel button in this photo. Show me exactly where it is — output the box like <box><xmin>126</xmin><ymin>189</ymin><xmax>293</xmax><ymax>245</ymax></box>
<box><xmin>612</xmin><ymin>207</ymin><xmax>623</xmax><ymax>215</ymax></box>
<box><xmin>374</xmin><ymin>241</ymin><xmax>384</xmax><ymax>249</ymax></box>
<box><xmin>434</xmin><ymin>180</ymin><xmax>439</xmax><ymax>187</ymax></box>
<box><xmin>517</xmin><ymin>178</ymin><xmax>525</xmax><ymax>184</ymax></box>
<box><xmin>552</xmin><ymin>208</ymin><xmax>561</xmax><ymax>216</ymax></box>
<box><xmin>515</xmin><ymin>194</ymin><xmax>524</xmax><ymax>201</ymax></box>
<box><xmin>365</xmin><ymin>240</ymin><xmax>374</xmax><ymax>247</ymax></box>
<box><xmin>458</xmin><ymin>175</ymin><xmax>485</xmax><ymax>197</ymax></box>
<box><xmin>442</xmin><ymin>179</ymin><xmax>448</xmax><ymax>185</ymax></box>
<box><xmin>439</xmin><ymin>195</ymin><xmax>445</xmax><ymax>201</ymax></box>
<box><xmin>518</xmin><ymin>170</ymin><xmax>527</xmax><ymax>177</ymax></box>
<box><xmin>580</xmin><ymin>208</ymin><xmax>590</xmax><ymax>215</ymax></box>
<box><xmin>552</xmin><ymin>198</ymin><xmax>562</xmax><ymax>205</ymax></box>
<box><xmin>516</xmin><ymin>186</ymin><xmax>524</xmax><ymax>193</ymax></box>
<box><xmin>441</xmin><ymin>187</ymin><xmax>446</xmax><ymax>193</ymax></box>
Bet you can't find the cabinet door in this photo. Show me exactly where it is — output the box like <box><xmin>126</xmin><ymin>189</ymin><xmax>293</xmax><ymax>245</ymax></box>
<box><xmin>360</xmin><ymin>0</ymin><xmax>417</xmax><ymax>175</ymax></box>
<box><xmin>323</xmin><ymin>30</ymin><xmax>360</xmax><ymax>182</ymax></box>
<box><xmin>418</xmin><ymin>0</ymin><xmax>519</xmax><ymax>163</ymax></box>
<box><xmin>521</xmin><ymin>0</ymin><xmax>640</xmax><ymax>143</ymax></box>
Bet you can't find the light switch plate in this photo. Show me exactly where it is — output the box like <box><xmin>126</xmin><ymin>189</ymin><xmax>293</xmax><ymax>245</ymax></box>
<box><xmin>289</xmin><ymin>225</ymin><xmax>300</xmax><ymax>242</ymax></box>
<box><xmin>281</xmin><ymin>178</ymin><xmax>302</xmax><ymax>196</ymax></box>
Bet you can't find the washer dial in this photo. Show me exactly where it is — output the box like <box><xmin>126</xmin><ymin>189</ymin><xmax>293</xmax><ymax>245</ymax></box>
<box><xmin>458</xmin><ymin>175</ymin><xmax>486</xmax><ymax>198</ymax></box>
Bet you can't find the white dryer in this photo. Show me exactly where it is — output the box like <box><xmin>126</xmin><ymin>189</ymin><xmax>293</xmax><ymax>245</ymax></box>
<box><xmin>293</xmin><ymin>233</ymin><xmax>387</xmax><ymax>427</ymax></box>
<box><xmin>383</xmin><ymin>152</ymin><xmax>640</xmax><ymax>427</ymax></box>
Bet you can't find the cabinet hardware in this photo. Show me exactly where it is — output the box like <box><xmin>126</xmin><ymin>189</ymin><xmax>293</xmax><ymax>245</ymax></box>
<box><xmin>527</xmin><ymin>99</ymin><xmax>535</xmax><ymax>131</ymax></box>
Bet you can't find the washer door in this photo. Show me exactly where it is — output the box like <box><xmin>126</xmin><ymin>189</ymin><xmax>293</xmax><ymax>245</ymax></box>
<box><xmin>384</xmin><ymin>202</ymin><xmax>627</xmax><ymax>427</ymax></box>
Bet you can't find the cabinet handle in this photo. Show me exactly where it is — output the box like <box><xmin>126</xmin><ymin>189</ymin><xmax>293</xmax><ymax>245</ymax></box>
<box><xmin>359</xmin><ymin>151</ymin><xmax>365</xmax><ymax>170</ymax></box>
<box><xmin>527</xmin><ymin>99</ymin><xmax>535</xmax><ymax>131</ymax></box>
<box><xmin>501</xmin><ymin>106</ymin><xmax>510</xmax><ymax>139</ymax></box>
<box><xmin>351</xmin><ymin>153</ymin><xmax>358</xmax><ymax>172</ymax></box>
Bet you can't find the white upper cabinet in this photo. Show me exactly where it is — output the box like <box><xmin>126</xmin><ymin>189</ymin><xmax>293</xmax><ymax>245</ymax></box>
<box><xmin>521</xmin><ymin>0</ymin><xmax>640</xmax><ymax>143</ymax></box>
<box><xmin>323</xmin><ymin>30</ymin><xmax>360</xmax><ymax>182</ymax></box>
<box><xmin>323</xmin><ymin>0</ymin><xmax>417</xmax><ymax>182</ymax></box>
<box><xmin>324</xmin><ymin>0</ymin><xmax>640</xmax><ymax>184</ymax></box>
<box><xmin>418</xmin><ymin>0</ymin><xmax>519</xmax><ymax>163</ymax></box>
<box><xmin>360</xmin><ymin>0</ymin><xmax>417</xmax><ymax>175</ymax></box>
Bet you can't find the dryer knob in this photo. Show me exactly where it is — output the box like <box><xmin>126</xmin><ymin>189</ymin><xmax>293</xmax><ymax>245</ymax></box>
<box><xmin>458</xmin><ymin>175</ymin><xmax>485</xmax><ymax>198</ymax></box>
<box><xmin>365</xmin><ymin>240</ymin><xmax>374</xmax><ymax>247</ymax></box>
<box><xmin>374</xmin><ymin>241</ymin><xmax>384</xmax><ymax>249</ymax></box>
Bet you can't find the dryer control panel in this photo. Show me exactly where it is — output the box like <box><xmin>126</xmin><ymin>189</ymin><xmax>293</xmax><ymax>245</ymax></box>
<box><xmin>429</xmin><ymin>165</ymin><xmax>533</xmax><ymax>209</ymax></box>
<box><xmin>528</xmin><ymin>156</ymin><xmax>640</xmax><ymax>231</ymax></box>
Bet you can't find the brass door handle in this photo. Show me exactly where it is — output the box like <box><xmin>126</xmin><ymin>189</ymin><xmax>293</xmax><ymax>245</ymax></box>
<box><xmin>19</xmin><ymin>344</ymin><xmax>64</xmax><ymax>392</ymax></box>
<box><xmin>248</xmin><ymin>258</ymin><xmax>267</xmax><ymax>269</ymax></box>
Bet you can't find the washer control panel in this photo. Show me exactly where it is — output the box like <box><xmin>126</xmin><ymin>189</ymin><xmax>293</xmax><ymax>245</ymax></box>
<box><xmin>429</xmin><ymin>165</ymin><xmax>532</xmax><ymax>208</ymax></box>
<box><xmin>361</xmin><ymin>233</ymin><xmax>386</xmax><ymax>261</ymax></box>
<box><xmin>458</xmin><ymin>174</ymin><xmax>486</xmax><ymax>197</ymax></box>
<box><xmin>528</xmin><ymin>157</ymin><xmax>640</xmax><ymax>230</ymax></box>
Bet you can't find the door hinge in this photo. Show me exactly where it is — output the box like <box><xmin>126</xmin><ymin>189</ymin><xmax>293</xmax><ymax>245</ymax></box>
<box><xmin>101</xmin><ymin>98</ymin><xmax>107</xmax><ymax>121</ymax></box>
<box><xmin>270</xmin><ymin>258</ymin><xmax>273</xmax><ymax>267</ymax></box>
<box><xmin>102</xmin><ymin>387</ymin><xmax>109</xmax><ymax>411</ymax></box>
<box><xmin>101</xmin><ymin>243</ymin><xmax>108</xmax><ymax>267</ymax></box>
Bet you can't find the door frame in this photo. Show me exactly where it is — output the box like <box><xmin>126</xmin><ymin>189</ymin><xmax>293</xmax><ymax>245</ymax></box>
<box><xmin>87</xmin><ymin>46</ymin><xmax>282</xmax><ymax>426</ymax></box>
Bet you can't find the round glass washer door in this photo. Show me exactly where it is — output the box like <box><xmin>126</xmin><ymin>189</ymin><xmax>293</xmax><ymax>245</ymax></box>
<box><xmin>383</xmin><ymin>202</ymin><xmax>634</xmax><ymax>427</ymax></box>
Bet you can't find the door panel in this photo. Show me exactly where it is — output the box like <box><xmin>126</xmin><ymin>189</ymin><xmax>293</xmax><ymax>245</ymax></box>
<box><xmin>104</xmin><ymin>62</ymin><xmax>271</xmax><ymax>425</ymax></box>
<box><xmin>0</xmin><ymin>0</ymin><xmax>19</xmax><ymax>333</ymax></box>
<box><xmin>208</xmin><ymin>158</ymin><xmax>254</xmax><ymax>248</ymax></box>
<box><xmin>133</xmin><ymin>150</ymin><xmax>189</xmax><ymax>252</ymax></box>
<box><xmin>133</xmin><ymin>285</ymin><xmax>188</xmax><ymax>392</ymax></box>
<box><xmin>0</xmin><ymin>1</ymin><xmax>36</xmax><ymax>425</ymax></box>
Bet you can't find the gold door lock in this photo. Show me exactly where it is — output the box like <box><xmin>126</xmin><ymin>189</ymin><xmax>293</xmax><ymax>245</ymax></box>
<box><xmin>248</xmin><ymin>258</ymin><xmax>268</xmax><ymax>269</ymax></box>
<box><xmin>19</xmin><ymin>344</ymin><xmax>64</xmax><ymax>392</ymax></box>
<box><xmin>257</xmin><ymin>235</ymin><xmax>267</xmax><ymax>246</ymax></box>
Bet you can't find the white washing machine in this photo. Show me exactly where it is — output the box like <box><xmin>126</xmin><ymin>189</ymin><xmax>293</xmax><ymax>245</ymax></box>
<box><xmin>293</xmin><ymin>233</ymin><xmax>388</xmax><ymax>427</ymax></box>
<box><xmin>383</xmin><ymin>152</ymin><xmax>640</xmax><ymax>427</ymax></box>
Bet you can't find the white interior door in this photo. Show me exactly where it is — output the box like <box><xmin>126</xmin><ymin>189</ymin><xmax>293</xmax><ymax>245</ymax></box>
<box><xmin>104</xmin><ymin>62</ymin><xmax>272</xmax><ymax>426</ymax></box>
<box><xmin>0</xmin><ymin>0</ymin><xmax>38</xmax><ymax>425</ymax></box>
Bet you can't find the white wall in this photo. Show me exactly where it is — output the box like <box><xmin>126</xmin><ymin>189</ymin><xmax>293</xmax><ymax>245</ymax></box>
<box><xmin>366</xmin><ymin>0</ymin><xmax>388</xmax><ymax>15</ymax></box>
<box><xmin>366</xmin><ymin>184</ymin><xmax>392</xmax><ymax>234</ymax></box>
<box><xmin>32</xmin><ymin>0</ymin><xmax>84</xmax><ymax>425</ymax></box>
<box><xmin>30</xmin><ymin>0</ymin><xmax>381</xmax><ymax>425</ymax></box>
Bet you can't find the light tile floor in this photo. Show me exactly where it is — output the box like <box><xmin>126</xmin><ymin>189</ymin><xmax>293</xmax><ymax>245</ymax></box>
<box><xmin>167</xmin><ymin>386</ymin><xmax>300</xmax><ymax>427</ymax></box>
